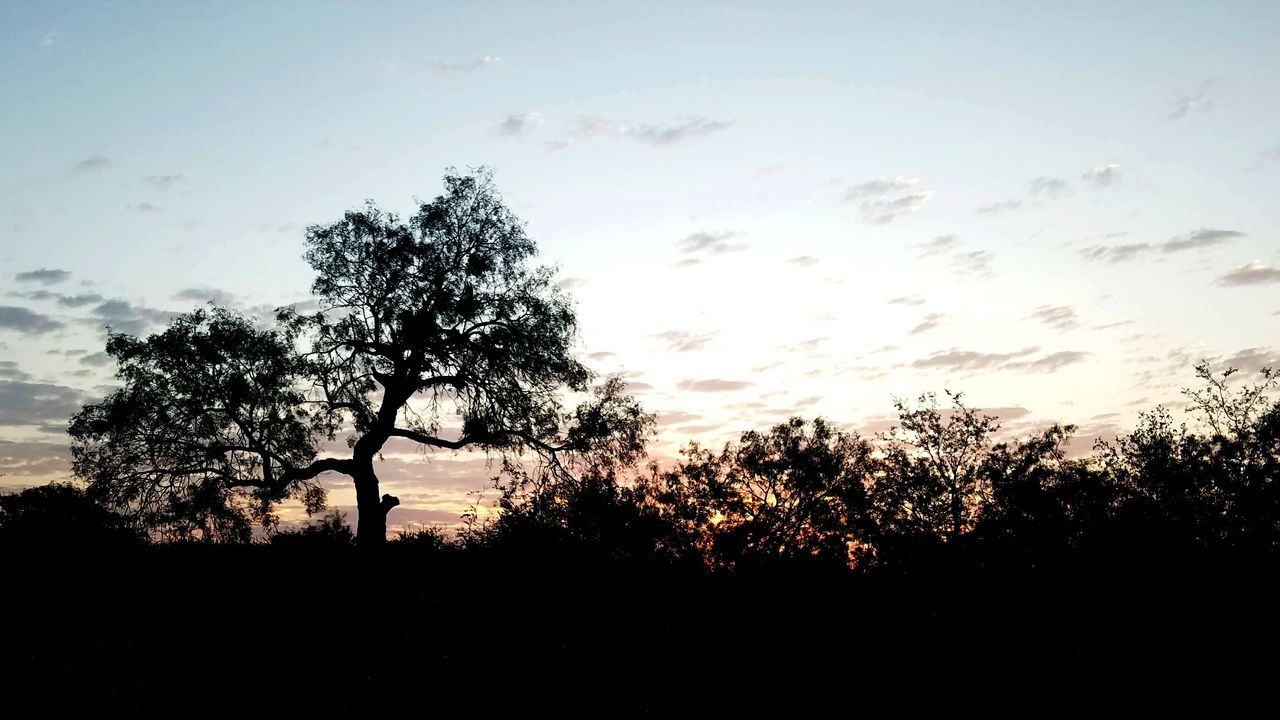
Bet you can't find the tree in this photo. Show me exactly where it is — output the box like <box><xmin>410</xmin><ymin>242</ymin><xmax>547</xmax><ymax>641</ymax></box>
<box><xmin>870</xmin><ymin>392</ymin><xmax>998</xmax><ymax>545</ymax></box>
<box><xmin>0</xmin><ymin>483</ymin><xmax>143</xmax><ymax>548</ymax></box>
<box><xmin>647</xmin><ymin>417</ymin><xmax>873</xmax><ymax>568</ymax></box>
<box><xmin>70</xmin><ymin>169</ymin><xmax>652</xmax><ymax>546</ymax></box>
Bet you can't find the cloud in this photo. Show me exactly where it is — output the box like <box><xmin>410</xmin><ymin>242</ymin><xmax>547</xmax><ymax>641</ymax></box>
<box><xmin>1004</xmin><ymin>350</ymin><xmax>1090</xmax><ymax>373</ymax></box>
<box><xmin>676</xmin><ymin>379</ymin><xmax>752</xmax><ymax>392</ymax></box>
<box><xmin>0</xmin><ymin>381</ymin><xmax>84</xmax><ymax>426</ymax></box>
<box><xmin>1160</xmin><ymin>228</ymin><xmax>1245</xmax><ymax>253</ymax></box>
<box><xmin>910</xmin><ymin>347</ymin><xmax>1038</xmax><ymax>372</ymax></box>
<box><xmin>1029</xmin><ymin>305</ymin><xmax>1078</xmax><ymax>331</ymax></box>
<box><xmin>79</xmin><ymin>352</ymin><xmax>113</xmax><ymax>368</ymax></box>
<box><xmin>496</xmin><ymin>112</ymin><xmax>544</xmax><ymax>137</ymax></box>
<box><xmin>556</xmin><ymin>277</ymin><xmax>587</xmax><ymax>290</ymax></box>
<box><xmin>676</xmin><ymin>231</ymin><xmax>746</xmax><ymax>254</ymax></box>
<box><xmin>1216</xmin><ymin>261</ymin><xmax>1280</xmax><ymax>287</ymax></box>
<box><xmin>652</xmin><ymin>331</ymin><xmax>717</xmax><ymax>352</ymax></box>
<box><xmin>952</xmin><ymin>250</ymin><xmax>994</xmax><ymax>277</ymax></box>
<box><xmin>888</xmin><ymin>295</ymin><xmax>926</xmax><ymax>307</ymax></box>
<box><xmin>584</xmin><ymin>351</ymin><xmax>616</xmax><ymax>361</ymax></box>
<box><xmin>909</xmin><ymin>313</ymin><xmax>945</xmax><ymax>335</ymax></box>
<box><xmin>86</xmin><ymin>300</ymin><xmax>174</xmax><ymax>335</ymax></box>
<box><xmin>15</xmin><ymin>268</ymin><xmax>71</xmax><ymax>285</ymax></box>
<box><xmin>129</xmin><ymin>202</ymin><xmax>163</xmax><ymax>213</ymax></box>
<box><xmin>1080</xmin><ymin>163</ymin><xmax>1122</xmax><ymax>188</ymax></box>
<box><xmin>843</xmin><ymin>176</ymin><xmax>919</xmax><ymax>200</ymax></box>
<box><xmin>0</xmin><ymin>306</ymin><xmax>63</xmax><ymax>335</ymax></box>
<box><xmin>787</xmin><ymin>256</ymin><xmax>820</xmax><ymax>266</ymax></box>
<box><xmin>911</xmin><ymin>347</ymin><xmax>1086</xmax><ymax>374</ymax></box>
<box><xmin>427</xmin><ymin>56</ymin><xmax>502</xmax><ymax>74</ymax></box>
<box><xmin>916</xmin><ymin>234</ymin><xmax>958</xmax><ymax>257</ymax></box>
<box><xmin>174</xmin><ymin>287</ymin><xmax>238</xmax><ymax>305</ymax></box>
<box><xmin>57</xmin><ymin>292</ymin><xmax>105</xmax><ymax>307</ymax></box>
<box><xmin>1028</xmin><ymin>177</ymin><xmax>1071</xmax><ymax>198</ymax></box>
<box><xmin>976</xmin><ymin>200</ymin><xmax>1022</xmax><ymax>215</ymax></box>
<box><xmin>1079</xmin><ymin>243</ymin><xmax>1151</xmax><ymax>263</ymax></box>
<box><xmin>1212</xmin><ymin>347</ymin><xmax>1280</xmax><ymax>376</ymax></box>
<box><xmin>0</xmin><ymin>439</ymin><xmax>73</xmax><ymax>478</ymax></box>
<box><xmin>860</xmin><ymin>191</ymin><xmax>933</xmax><ymax>224</ymax></box>
<box><xmin>1248</xmin><ymin>145</ymin><xmax>1280</xmax><ymax>172</ymax></box>
<box><xmin>71</xmin><ymin>155</ymin><xmax>111</xmax><ymax>173</ymax></box>
<box><xmin>1167</xmin><ymin>88</ymin><xmax>1215</xmax><ymax>122</ymax></box>
<box><xmin>0</xmin><ymin>361</ymin><xmax>30</xmax><ymax>382</ymax></box>
<box><xmin>557</xmin><ymin>116</ymin><xmax>732</xmax><ymax>149</ymax></box>
<box><xmin>145</xmin><ymin>173</ymin><xmax>192</xmax><ymax>190</ymax></box>
<box><xmin>41</xmin><ymin>31</ymin><xmax>62</xmax><ymax>48</ymax></box>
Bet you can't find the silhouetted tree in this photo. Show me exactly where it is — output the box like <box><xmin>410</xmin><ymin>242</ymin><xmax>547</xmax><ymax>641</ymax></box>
<box><xmin>0</xmin><ymin>483</ymin><xmax>143</xmax><ymax>548</ymax></box>
<box><xmin>69</xmin><ymin>169</ymin><xmax>652</xmax><ymax>545</ymax></box>
<box><xmin>870</xmin><ymin>392</ymin><xmax>997</xmax><ymax>545</ymax></box>
<box><xmin>648</xmin><ymin>418</ymin><xmax>873</xmax><ymax>568</ymax></box>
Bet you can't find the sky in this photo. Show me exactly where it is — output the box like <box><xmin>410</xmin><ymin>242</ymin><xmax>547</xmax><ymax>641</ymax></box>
<box><xmin>2</xmin><ymin>1</ymin><xmax>1279</xmax><ymax>531</ymax></box>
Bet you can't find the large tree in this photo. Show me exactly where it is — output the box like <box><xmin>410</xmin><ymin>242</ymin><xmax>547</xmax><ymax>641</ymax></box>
<box><xmin>70</xmin><ymin>169</ymin><xmax>652</xmax><ymax>545</ymax></box>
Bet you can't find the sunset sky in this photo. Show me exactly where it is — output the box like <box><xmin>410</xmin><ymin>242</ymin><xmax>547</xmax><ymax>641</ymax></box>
<box><xmin>2</xmin><ymin>2</ymin><xmax>1278</xmax><ymax>530</ymax></box>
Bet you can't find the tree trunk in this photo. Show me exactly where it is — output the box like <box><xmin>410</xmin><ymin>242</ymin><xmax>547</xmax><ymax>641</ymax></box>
<box><xmin>353</xmin><ymin>462</ymin><xmax>398</xmax><ymax>547</ymax></box>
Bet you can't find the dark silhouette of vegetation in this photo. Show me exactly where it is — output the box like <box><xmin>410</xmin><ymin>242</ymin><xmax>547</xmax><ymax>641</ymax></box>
<box><xmin>7</xmin><ymin>172</ymin><xmax>1280</xmax><ymax>712</ymax></box>
<box><xmin>67</xmin><ymin>169</ymin><xmax>651</xmax><ymax>546</ymax></box>
<box><xmin>0</xmin><ymin>482</ymin><xmax>142</xmax><ymax>548</ymax></box>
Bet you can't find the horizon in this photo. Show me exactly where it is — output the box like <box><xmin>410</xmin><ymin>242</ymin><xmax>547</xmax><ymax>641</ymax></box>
<box><xmin>3</xmin><ymin>1</ymin><xmax>1279</xmax><ymax>532</ymax></box>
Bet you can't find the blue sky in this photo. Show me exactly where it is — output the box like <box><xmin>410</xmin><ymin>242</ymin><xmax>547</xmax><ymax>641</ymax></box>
<box><xmin>2</xmin><ymin>2</ymin><xmax>1278</xmax><ymax>528</ymax></box>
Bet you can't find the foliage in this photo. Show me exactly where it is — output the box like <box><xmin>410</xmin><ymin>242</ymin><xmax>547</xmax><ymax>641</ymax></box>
<box><xmin>0</xmin><ymin>482</ymin><xmax>144</xmax><ymax>547</ymax></box>
<box><xmin>69</xmin><ymin>169</ymin><xmax>652</xmax><ymax>545</ymax></box>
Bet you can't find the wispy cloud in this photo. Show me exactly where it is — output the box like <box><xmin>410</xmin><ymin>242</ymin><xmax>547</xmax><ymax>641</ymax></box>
<box><xmin>71</xmin><ymin>155</ymin><xmax>112</xmax><ymax>173</ymax></box>
<box><xmin>145</xmin><ymin>173</ymin><xmax>192</xmax><ymax>190</ymax></box>
<box><xmin>554</xmin><ymin>116</ymin><xmax>732</xmax><ymax>150</ymax></box>
<box><xmin>952</xmin><ymin>250</ymin><xmax>994</xmax><ymax>278</ymax></box>
<box><xmin>860</xmin><ymin>191</ymin><xmax>933</xmax><ymax>224</ymax></box>
<box><xmin>1248</xmin><ymin>144</ymin><xmax>1280</xmax><ymax>172</ymax></box>
<box><xmin>1079</xmin><ymin>243</ymin><xmax>1151</xmax><ymax>263</ymax></box>
<box><xmin>909</xmin><ymin>312</ymin><xmax>946</xmax><ymax>335</ymax></box>
<box><xmin>1167</xmin><ymin>86</ymin><xmax>1216</xmax><ymax>122</ymax></box>
<box><xmin>1160</xmin><ymin>228</ymin><xmax>1245</xmax><ymax>252</ymax></box>
<box><xmin>843</xmin><ymin>176</ymin><xmax>919</xmax><ymax>200</ymax></box>
<box><xmin>911</xmin><ymin>346</ymin><xmax>1086</xmax><ymax>374</ymax></box>
<box><xmin>677</xmin><ymin>378</ymin><xmax>753</xmax><ymax>392</ymax></box>
<box><xmin>787</xmin><ymin>256</ymin><xmax>820</xmax><ymax>266</ymax></box>
<box><xmin>1080</xmin><ymin>163</ymin><xmax>1122</xmax><ymax>188</ymax></box>
<box><xmin>976</xmin><ymin>200</ymin><xmax>1022</xmax><ymax>215</ymax></box>
<box><xmin>1029</xmin><ymin>305</ymin><xmax>1078</xmax><ymax>331</ymax></box>
<box><xmin>174</xmin><ymin>287</ymin><xmax>238</xmax><ymax>306</ymax></box>
<box><xmin>1027</xmin><ymin>177</ymin><xmax>1072</xmax><ymax>198</ymax></box>
<box><xmin>888</xmin><ymin>295</ymin><xmax>926</xmax><ymax>307</ymax></box>
<box><xmin>1081</xmin><ymin>228</ymin><xmax>1244</xmax><ymax>263</ymax></box>
<box><xmin>1216</xmin><ymin>261</ymin><xmax>1280</xmax><ymax>286</ymax></box>
<box><xmin>676</xmin><ymin>231</ymin><xmax>746</xmax><ymax>255</ymax></box>
<box><xmin>40</xmin><ymin>31</ymin><xmax>62</xmax><ymax>48</ymax></box>
<box><xmin>916</xmin><ymin>234</ymin><xmax>959</xmax><ymax>257</ymax></box>
<box><xmin>15</xmin><ymin>268</ymin><xmax>71</xmax><ymax>285</ymax></box>
<box><xmin>129</xmin><ymin>202</ymin><xmax>163</xmax><ymax>213</ymax></box>
<box><xmin>427</xmin><ymin>55</ymin><xmax>502</xmax><ymax>74</ymax></box>
<box><xmin>496</xmin><ymin>112</ymin><xmax>544</xmax><ymax>137</ymax></box>
<box><xmin>652</xmin><ymin>331</ymin><xmax>718</xmax><ymax>352</ymax></box>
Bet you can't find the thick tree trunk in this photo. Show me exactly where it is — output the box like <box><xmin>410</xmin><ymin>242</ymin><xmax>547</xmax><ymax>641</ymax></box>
<box><xmin>353</xmin><ymin>461</ymin><xmax>398</xmax><ymax>547</ymax></box>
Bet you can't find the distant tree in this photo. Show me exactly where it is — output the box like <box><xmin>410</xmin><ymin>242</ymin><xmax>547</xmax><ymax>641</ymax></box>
<box><xmin>648</xmin><ymin>418</ymin><xmax>873</xmax><ymax>568</ymax></box>
<box><xmin>69</xmin><ymin>169</ymin><xmax>652</xmax><ymax>545</ymax></box>
<box><xmin>0</xmin><ymin>483</ymin><xmax>143</xmax><ymax>548</ymax></box>
<box><xmin>870</xmin><ymin>392</ymin><xmax>998</xmax><ymax>545</ymax></box>
<box><xmin>270</xmin><ymin>509</ymin><xmax>356</xmax><ymax>547</ymax></box>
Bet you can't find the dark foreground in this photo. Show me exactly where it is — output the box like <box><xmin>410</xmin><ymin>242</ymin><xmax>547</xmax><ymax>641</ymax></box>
<box><xmin>4</xmin><ymin>544</ymin><xmax>1278</xmax><ymax>714</ymax></box>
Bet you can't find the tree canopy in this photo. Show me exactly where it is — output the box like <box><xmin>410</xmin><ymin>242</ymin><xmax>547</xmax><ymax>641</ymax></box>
<box><xmin>69</xmin><ymin>169</ymin><xmax>652</xmax><ymax>545</ymax></box>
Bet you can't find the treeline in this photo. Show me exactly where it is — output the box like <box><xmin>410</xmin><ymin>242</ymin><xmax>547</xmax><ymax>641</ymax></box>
<box><xmin>476</xmin><ymin>362</ymin><xmax>1280</xmax><ymax>573</ymax></box>
<box><xmin>8</xmin><ymin>362</ymin><xmax>1278</xmax><ymax>575</ymax></box>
